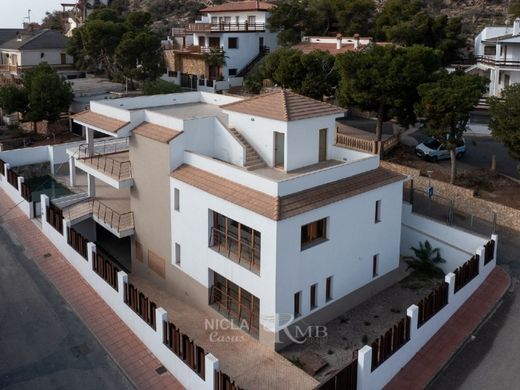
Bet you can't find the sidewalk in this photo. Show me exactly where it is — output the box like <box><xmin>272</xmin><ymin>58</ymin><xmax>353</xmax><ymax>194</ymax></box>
<box><xmin>385</xmin><ymin>266</ymin><xmax>510</xmax><ymax>390</ymax></box>
<box><xmin>0</xmin><ymin>188</ymin><xmax>183</xmax><ymax>390</ymax></box>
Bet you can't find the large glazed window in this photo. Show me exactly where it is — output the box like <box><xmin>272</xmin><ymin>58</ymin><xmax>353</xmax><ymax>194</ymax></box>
<box><xmin>301</xmin><ymin>218</ymin><xmax>327</xmax><ymax>250</ymax></box>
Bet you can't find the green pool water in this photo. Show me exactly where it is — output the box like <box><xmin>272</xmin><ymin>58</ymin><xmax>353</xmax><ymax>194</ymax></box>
<box><xmin>25</xmin><ymin>175</ymin><xmax>73</xmax><ymax>201</ymax></box>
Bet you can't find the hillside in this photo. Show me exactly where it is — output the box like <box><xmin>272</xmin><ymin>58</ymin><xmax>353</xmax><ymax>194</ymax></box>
<box><xmin>125</xmin><ymin>0</ymin><xmax>510</xmax><ymax>38</ymax></box>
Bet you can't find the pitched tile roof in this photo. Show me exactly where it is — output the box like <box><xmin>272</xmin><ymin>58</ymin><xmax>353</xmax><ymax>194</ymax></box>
<box><xmin>133</xmin><ymin>122</ymin><xmax>182</xmax><ymax>143</ymax></box>
<box><xmin>0</xmin><ymin>29</ymin><xmax>68</xmax><ymax>50</ymax></box>
<box><xmin>221</xmin><ymin>90</ymin><xmax>345</xmax><ymax>122</ymax></box>
<box><xmin>292</xmin><ymin>42</ymin><xmax>360</xmax><ymax>55</ymax></box>
<box><xmin>201</xmin><ymin>1</ymin><xmax>274</xmax><ymax>13</ymax></box>
<box><xmin>72</xmin><ymin>110</ymin><xmax>129</xmax><ymax>134</ymax></box>
<box><xmin>171</xmin><ymin>165</ymin><xmax>405</xmax><ymax>220</ymax></box>
<box><xmin>0</xmin><ymin>29</ymin><xmax>20</xmax><ymax>46</ymax></box>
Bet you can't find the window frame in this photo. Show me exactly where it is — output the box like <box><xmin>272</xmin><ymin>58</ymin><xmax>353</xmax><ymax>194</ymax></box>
<box><xmin>228</xmin><ymin>37</ymin><xmax>238</xmax><ymax>49</ymax></box>
<box><xmin>310</xmin><ymin>283</ymin><xmax>318</xmax><ymax>310</ymax></box>
<box><xmin>174</xmin><ymin>188</ymin><xmax>180</xmax><ymax>211</ymax></box>
<box><xmin>175</xmin><ymin>243</ymin><xmax>181</xmax><ymax>265</ymax></box>
<box><xmin>301</xmin><ymin>218</ymin><xmax>328</xmax><ymax>250</ymax></box>
<box><xmin>294</xmin><ymin>291</ymin><xmax>302</xmax><ymax>318</ymax></box>
<box><xmin>372</xmin><ymin>254</ymin><xmax>379</xmax><ymax>278</ymax></box>
<box><xmin>375</xmin><ymin>200</ymin><xmax>382</xmax><ymax>223</ymax></box>
<box><xmin>325</xmin><ymin>276</ymin><xmax>333</xmax><ymax>302</ymax></box>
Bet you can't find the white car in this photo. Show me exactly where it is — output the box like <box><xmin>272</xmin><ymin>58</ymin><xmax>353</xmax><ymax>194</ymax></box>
<box><xmin>415</xmin><ymin>138</ymin><xmax>466</xmax><ymax>161</ymax></box>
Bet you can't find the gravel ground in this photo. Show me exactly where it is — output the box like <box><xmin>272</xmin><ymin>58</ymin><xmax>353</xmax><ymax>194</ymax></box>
<box><xmin>280</xmin><ymin>276</ymin><xmax>441</xmax><ymax>383</ymax></box>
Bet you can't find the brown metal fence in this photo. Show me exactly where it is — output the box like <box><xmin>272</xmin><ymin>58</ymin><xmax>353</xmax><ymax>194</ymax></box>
<box><xmin>319</xmin><ymin>358</ymin><xmax>358</xmax><ymax>390</ymax></box>
<box><xmin>6</xmin><ymin>168</ymin><xmax>19</xmax><ymax>189</ymax></box>
<box><xmin>371</xmin><ymin>316</ymin><xmax>411</xmax><ymax>371</ymax></box>
<box><xmin>20</xmin><ymin>182</ymin><xmax>32</xmax><ymax>202</ymax></box>
<box><xmin>0</xmin><ymin>159</ymin><xmax>5</xmax><ymax>176</ymax></box>
<box><xmin>417</xmin><ymin>282</ymin><xmax>449</xmax><ymax>327</ymax></box>
<box><xmin>454</xmin><ymin>255</ymin><xmax>480</xmax><ymax>293</ymax></box>
<box><xmin>163</xmin><ymin>320</ymin><xmax>206</xmax><ymax>378</ymax></box>
<box><xmin>67</xmin><ymin>227</ymin><xmax>88</xmax><ymax>259</ymax></box>
<box><xmin>484</xmin><ymin>239</ymin><xmax>495</xmax><ymax>265</ymax></box>
<box><xmin>92</xmin><ymin>251</ymin><xmax>120</xmax><ymax>291</ymax></box>
<box><xmin>214</xmin><ymin>370</ymin><xmax>244</xmax><ymax>390</ymax></box>
<box><xmin>46</xmin><ymin>203</ymin><xmax>63</xmax><ymax>233</ymax></box>
<box><xmin>123</xmin><ymin>282</ymin><xmax>157</xmax><ymax>330</ymax></box>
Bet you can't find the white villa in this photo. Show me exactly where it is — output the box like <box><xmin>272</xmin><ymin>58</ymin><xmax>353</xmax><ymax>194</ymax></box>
<box><xmin>163</xmin><ymin>1</ymin><xmax>278</xmax><ymax>91</ymax></box>
<box><xmin>470</xmin><ymin>17</ymin><xmax>520</xmax><ymax>96</ymax></box>
<box><xmin>0</xmin><ymin>89</ymin><xmax>498</xmax><ymax>389</ymax></box>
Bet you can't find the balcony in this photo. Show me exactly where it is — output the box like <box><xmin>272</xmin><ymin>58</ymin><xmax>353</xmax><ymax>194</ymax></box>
<box><xmin>209</xmin><ymin>212</ymin><xmax>261</xmax><ymax>274</ymax></box>
<box><xmin>71</xmin><ymin>138</ymin><xmax>133</xmax><ymax>188</ymax></box>
<box><xmin>186</xmin><ymin>22</ymin><xmax>266</xmax><ymax>33</ymax></box>
<box><xmin>476</xmin><ymin>55</ymin><xmax>520</xmax><ymax>68</ymax></box>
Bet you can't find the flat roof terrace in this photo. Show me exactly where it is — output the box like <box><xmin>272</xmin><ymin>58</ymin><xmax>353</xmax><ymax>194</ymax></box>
<box><xmin>146</xmin><ymin>102</ymin><xmax>229</xmax><ymax>124</ymax></box>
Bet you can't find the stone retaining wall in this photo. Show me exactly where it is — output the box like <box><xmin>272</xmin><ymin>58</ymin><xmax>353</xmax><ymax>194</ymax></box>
<box><xmin>381</xmin><ymin>161</ymin><xmax>520</xmax><ymax>231</ymax></box>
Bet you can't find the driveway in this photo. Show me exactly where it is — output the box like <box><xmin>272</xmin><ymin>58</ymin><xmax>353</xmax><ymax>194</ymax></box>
<box><xmin>0</xmin><ymin>223</ymin><xmax>134</xmax><ymax>390</ymax></box>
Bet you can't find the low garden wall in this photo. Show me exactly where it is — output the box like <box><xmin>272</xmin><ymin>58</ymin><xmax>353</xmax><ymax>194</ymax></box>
<box><xmin>381</xmin><ymin>161</ymin><xmax>520</xmax><ymax>231</ymax></box>
<box><xmin>0</xmin><ymin>159</ymin><xmax>34</xmax><ymax>217</ymax></box>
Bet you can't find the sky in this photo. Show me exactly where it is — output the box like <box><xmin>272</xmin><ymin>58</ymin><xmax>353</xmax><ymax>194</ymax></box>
<box><xmin>0</xmin><ymin>0</ymin><xmax>62</xmax><ymax>28</ymax></box>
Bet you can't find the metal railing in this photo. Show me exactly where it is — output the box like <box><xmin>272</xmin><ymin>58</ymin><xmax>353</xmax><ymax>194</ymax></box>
<box><xmin>91</xmin><ymin>200</ymin><xmax>134</xmax><ymax>233</ymax></box>
<box><xmin>124</xmin><ymin>282</ymin><xmax>157</xmax><ymax>329</ymax></box>
<box><xmin>476</xmin><ymin>55</ymin><xmax>520</xmax><ymax>68</ymax></box>
<box><xmin>77</xmin><ymin>138</ymin><xmax>132</xmax><ymax>180</ymax></box>
<box><xmin>77</xmin><ymin>137</ymin><xmax>129</xmax><ymax>158</ymax></box>
<box><xmin>187</xmin><ymin>22</ymin><xmax>266</xmax><ymax>32</ymax></box>
<box><xmin>210</xmin><ymin>285</ymin><xmax>259</xmax><ymax>334</ymax></box>
<box><xmin>209</xmin><ymin>227</ymin><xmax>260</xmax><ymax>273</ymax></box>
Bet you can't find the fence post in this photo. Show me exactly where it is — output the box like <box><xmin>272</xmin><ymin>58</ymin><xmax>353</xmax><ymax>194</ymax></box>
<box><xmin>476</xmin><ymin>247</ymin><xmax>485</xmax><ymax>276</ymax></box>
<box><xmin>118</xmin><ymin>271</ymin><xmax>128</xmax><ymax>302</ymax></box>
<box><xmin>156</xmin><ymin>307</ymin><xmax>167</xmax><ymax>343</ymax></box>
<box><xmin>69</xmin><ymin>156</ymin><xmax>76</xmax><ymax>187</ymax></box>
<box><xmin>445</xmin><ymin>272</ymin><xmax>456</xmax><ymax>300</ymax></box>
<box><xmin>491</xmin><ymin>234</ymin><xmax>498</xmax><ymax>262</ymax></box>
<box><xmin>17</xmin><ymin>175</ymin><xmax>24</xmax><ymax>192</ymax></box>
<box><xmin>4</xmin><ymin>162</ymin><xmax>9</xmax><ymax>177</ymax></box>
<box><xmin>357</xmin><ymin>345</ymin><xmax>372</xmax><ymax>390</ymax></box>
<box><xmin>41</xmin><ymin>194</ymin><xmax>50</xmax><ymax>223</ymax></box>
<box><xmin>63</xmin><ymin>219</ymin><xmax>71</xmax><ymax>244</ymax></box>
<box><xmin>205</xmin><ymin>354</ymin><xmax>219</xmax><ymax>390</ymax></box>
<box><xmin>87</xmin><ymin>242</ymin><xmax>96</xmax><ymax>267</ymax></box>
<box><xmin>406</xmin><ymin>304</ymin><xmax>419</xmax><ymax>340</ymax></box>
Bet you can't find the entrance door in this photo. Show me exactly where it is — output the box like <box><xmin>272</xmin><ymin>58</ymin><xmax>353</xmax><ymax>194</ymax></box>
<box><xmin>274</xmin><ymin>132</ymin><xmax>285</xmax><ymax>168</ymax></box>
<box><xmin>319</xmin><ymin>128</ymin><xmax>327</xmax><ymax>162</ymax></box>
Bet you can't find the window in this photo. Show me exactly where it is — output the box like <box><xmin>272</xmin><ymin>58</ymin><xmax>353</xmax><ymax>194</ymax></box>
<box><xmin>211</xmin><ymin>16</ymin><xmax>218</xmax><ymax>24</ymax></box>
<box><xmin>294</xmin><ymin>291</ymin><xmax>302</xmax><ymax>318</ymax></box>
<box><xmin>326</xmin><ymin>276</ymin><xmax>333</xmax><ymax>301</ymax></box>
<box><xmin>310</xmin><ymin>284</ymin><xmax>318</xmax><ymax>310</ymax></box>
<box><xmin>168</xmin><ymin>70</ymin><xmax>177</xmax><ymax>78</ymax></box>
<box><xmin>228</xmin><ymin>37</ymin><xmax>238</xmax><ymax>49</ymax></box>
<box><xmin>174</xmin><ymin>188</ymin><xmax>180</xmax><ymax>211</ymax></box>
<box><xmin>372</xmin><ymin>254</ymin><xmax>379</xmax><ymax>277</ymax></box>
<box><xmin>247</xmin><ymin>15</ymin><xmax>256</xmax><ymax>25</ymax></box>
<box><xmin>228</xmin><ymin>68</ymin><xmax>237</xmax><ymax>76</ymax></box>
<box><xmin>375</xmin><ymin>200</ymin><xmax>381</xmax><ymax>223</ymax></box>
<box><xmin>301</xmin><ymin>218</ymin><xmax>327</xmax><ymax>250</ymax></box>
<box><xmin>484</xmin><ymin>46</ymin><xmax>496</xmax><ymax>56</ymax></box>
<box><xmin>175</xmin><ymin>243</ymin><xmax>181</xmax><ymax>265</ymax></box>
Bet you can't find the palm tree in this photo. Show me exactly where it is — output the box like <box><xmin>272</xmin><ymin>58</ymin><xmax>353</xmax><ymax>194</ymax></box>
<box><xmin>404</xmin><ymin>240</ymin><xmax>446</xmax><ymax>279</ymax></box>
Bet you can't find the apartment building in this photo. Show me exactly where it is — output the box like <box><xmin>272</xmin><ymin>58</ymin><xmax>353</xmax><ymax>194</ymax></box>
<box><xmin>64</xmin><ymin>89</ymin><xmax>406</xmax><ymax>349</ymax></box>
<box><xmin>163</xmin><ymin>1</ymin><xmax>278</xmax><ymax>91</ymax></box>
<box><xmin>470</xmin><ymin>17</ymin><xmax>520</xmax><ymax>96</ymax></box>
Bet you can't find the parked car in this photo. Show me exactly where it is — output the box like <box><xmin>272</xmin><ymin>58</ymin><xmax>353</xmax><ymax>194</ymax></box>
<box><xmin>415</xmin><ymin>138</ymin><xmax>466</xmax><ymax>161</ymax></box>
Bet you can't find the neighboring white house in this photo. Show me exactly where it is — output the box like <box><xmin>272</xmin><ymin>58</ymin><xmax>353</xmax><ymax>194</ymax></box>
<box><xmin>61</xmin><ymin>0</ymin><xmax>110</xmax><ymax>37</ymax></box>
<box><xmin>470</xmin><ymin>17</ymin><xmax>520</xmax><ymax>96</ymax></box>
<box><xmin>292</xmin><ymin>34</ymin><xmax>377</xmax><ymax>55</ymax></box>
<box><xmin>163</xmin><ymin>1</ymin><xmax>278</xmax><ymax>91</ymax></box>
<box><xmin>0</xmin><ymin>28</ymin><xmax>73</xmax><ymax>77</ymax></box>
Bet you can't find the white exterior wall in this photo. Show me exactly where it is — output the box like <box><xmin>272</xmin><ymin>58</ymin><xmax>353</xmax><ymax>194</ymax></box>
<box><xmin>204</xmin><ymin>11</ymin><xmax>269</xmax><ymax>25</ymax></box>
<box><xmin>275</xmin><ymin>181</ymin><xmax>403</xmax><ymax>328</ymax></box>
<box><xmin>20</xmin><ymin>50</ymin><xmax>73</xmax><ymax>66</ymax></box>
<box><xmin>170</xmin><ymin>178</ymin><xmax>278</xmax><ymax>332</ymax></box>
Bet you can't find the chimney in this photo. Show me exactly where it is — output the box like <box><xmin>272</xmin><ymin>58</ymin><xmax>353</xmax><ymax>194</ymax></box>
<box><xmin>354</xmin><ymin>33</ymin><xmax>360</xmax><ymax>49</ymax></box>
<box><xmin>514</xmin><ymin>17</ymin><xmax>520</xmax><ymax>36</ymax></box>
<box><xmin>336</xmin><ymin>33</ymin><xmax>342</xmax><ymax>50</ymax></box>
<box><xmin>16</xmin><ymin>31</ymin><xmax>21</xmax><ymax>41</ymax></box>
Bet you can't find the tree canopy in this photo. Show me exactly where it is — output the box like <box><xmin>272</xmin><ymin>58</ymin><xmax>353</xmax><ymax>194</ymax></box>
<box><xmin>257</xmin><ymin>48</ymin><xmax>338</xmax><ymax>100</ymax></box>
<box><xmin>488</xmin><ymin>84</ymin><xmax>520</xmax><ymax>167</ymax></box>
<box><xmin>67</xmin><ymin>11</ymin><xmax>163</xmax><ymax>83</ymax></box>
<box><xmin>336</xmin><ymin>44</ymin><xmax>442</xmax><ymax>140</ymax></box>
<box><xmin>417</xmin><ymin>71</ymin><xmax>488</xmax><ymax>183</ymax></box>
<box><xmin>142</xmin><ymin>79</ymin><xmax>181</xmax><ymax>95</ymax></box>
<box><xmin>0</xmin><ymin>84</ymin><xmax>28</xmax><ymax>115</ymax></box>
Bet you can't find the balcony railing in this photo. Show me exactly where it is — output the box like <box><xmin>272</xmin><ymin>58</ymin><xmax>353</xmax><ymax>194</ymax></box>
<box><xmin>476</xmin><ymin>55</ymin><xmax>520</xmax><ymax>68</ymax></box>
<box><xmin>63</xmin><ymin>199</ymin><xmax>134</xmax><ymax>234</ymax></box>
<box><xmin>186</xmin><ymin>22</ymin><xmax>266</xmax><ymax>33</ymax></box>
<box><xmin>209</xmin><ymin>226</ymin><xmax>260</xmax><ymax>274</ymax></box>
<box><xmin>77</xmin><ymin>138</ymin><xmax>131</xmax><ymax>181</ymax></box>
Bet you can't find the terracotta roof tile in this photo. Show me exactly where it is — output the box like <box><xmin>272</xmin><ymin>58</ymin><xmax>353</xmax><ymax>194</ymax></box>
<box><xmin>171</xmin><ymin>165</ymin><xmax>405</xmax><ymax>220</ymax></box>
<box><xmin>221</xmin><ymin>90</ymin><xmax>345</xmax><ymax>122</ymax></box>
<box><xmin>201</xmin><ymin>1</ymin><xmax>274</xmax><ymax>13</ymax></box>
<box><xmin>72</xmin><ymin>110</ymin><xmax>129</xmax><ymax>134</ymax></box>
<box><xmin>133</xmin><ymin>122</ymin><xmax>181</xmax><ymax>143</ymax></box>
<box><xmin>292</xmin><ymin>42</ymin><xmax>361</xmax><ymax>55</ymax></box>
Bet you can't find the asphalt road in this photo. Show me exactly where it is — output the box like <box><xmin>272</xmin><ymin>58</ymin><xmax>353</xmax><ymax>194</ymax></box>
<box><xmin>0</xmin><ymin>223</ymin><xmax>134</xmax><ymax>390</ymax></box>
<box><xmin>428</xmin><ymin>228</ymin><xmax>520</xmax><ymax>390</ymax></box>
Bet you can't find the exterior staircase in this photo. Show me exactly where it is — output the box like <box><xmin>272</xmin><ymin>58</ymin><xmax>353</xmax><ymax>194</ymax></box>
<box><xmin>236</xmin><ymin>47</ymin><xmax>270</xmax><ymax>78</ymax></box>
<box><xmin>228</xmin><ymin>128</ymin><xmax>266</xmax><ymax>170</ymax></box>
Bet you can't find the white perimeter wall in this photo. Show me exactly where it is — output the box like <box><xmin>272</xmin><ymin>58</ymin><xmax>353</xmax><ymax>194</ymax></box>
<box><xmin>21</xmin><ymin>50</ymin><xmax>73</xmax><ymax>66</ymax></box>
<box><xmin>275</xmin><ymin>181</ymin><xmax>404</xmax><ymax>329</ymax></box>
<box><xmin>0</xmin><ymin>140</ymin><xmax>85</xmax><ymax>168</ymax></box>
<box><xmin>170</xmin><ymin>178</ymin><xmax>278</xmax><ymax>332</ymax></box>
